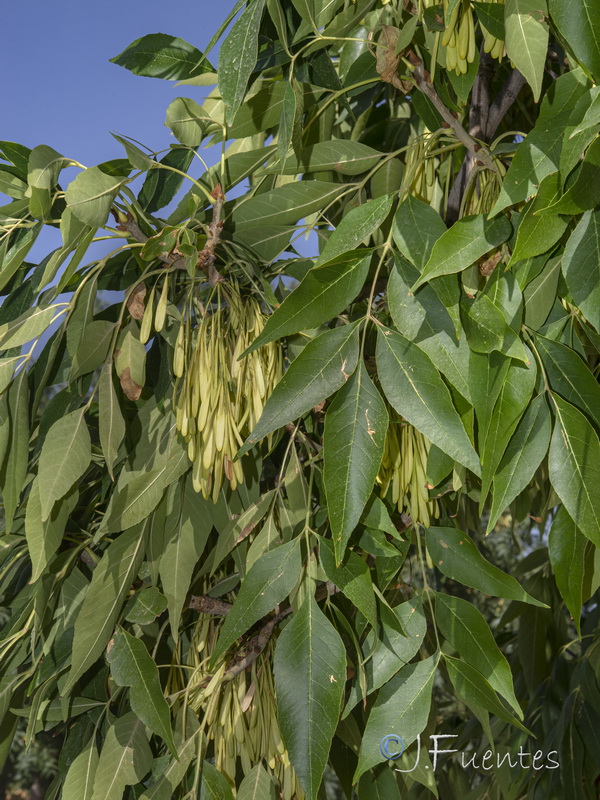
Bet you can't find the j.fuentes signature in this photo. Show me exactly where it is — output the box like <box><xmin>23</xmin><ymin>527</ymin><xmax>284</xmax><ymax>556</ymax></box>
<box><xmin>380</xmin><ymin>734</ymin><xmax>560</xmax><ymax>771</ymax></box>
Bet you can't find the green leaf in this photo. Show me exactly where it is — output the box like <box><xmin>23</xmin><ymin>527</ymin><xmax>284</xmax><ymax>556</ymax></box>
<box><xmin>138</xmin><ymin>713</ymin><xmax>199</xmax><ymax>800</ymax></box>
<box><xmin>0</xmin><ymin>303</ymin><xmax>65</xmax><ymax>351</ymax></box>
<box><xmin>509</xmin><ymin>172</ymin><xmax>569</xmax><ymax>263</ymax></box>
<box><xmin>358</xmin><ymin>766</ymin><xmax>401</xmax><ymax>800</ymax></box>
<box><xmin>344</xmin><ymin>600</ymin><xmax>427</xmax><ymax>715</ymax></box>
<box><xmin>473</xmin><ymin>2</ymin><xmax>505</xmax><ymax>38</ymax></box>
<box><xmin>462</xmin><ymin>293</ymin><xmax>529</xmax><ymax>362</ymax></box>
<box><xmin>219</xmin><ymin>0</ymin><xmax>266</xmax><ymax>124</ymax></box>
<box><xmin>100</xmin><ymin>446</ymin><xmax>188</xmax><ymax>535</ymax></box>
<box><xmin>561</xmin><ymin>209</ymin><xmax>600</xmax><ymax>331</ymax></box>
<box><xmin>115</xmin><ymin>328</ymin><xmax>146</xmax><ymax>396</ymax></box>
<box><xmin>354</xmin><ymin>653</ymin><xmax>439</xmax><ymax>781</ymax></box>
<box><xmin>548</xmin><ymin>0</ymin><xmax>600</xmax><ymax>80</ymax></box>
<box><xmin>25</xmin><ymin>479</ymin><xmax>77</xmax><ymax>582</ymax></box>
<box><xmin>412</xmin><ymin>214</ymin><xmax>512</xmax><ymax>290</ymax></box>
<box><xmin>199</xmin><ymin>761</ymin><xmax>234</xmax><ymax>800</ymax></box>
<box><xmin>275</xmin><ymin>140</ymin><xmax>383</xmax><ymax>176</ymax></box>
<box><xmin>323</xmin><ymin>363</ymin><xmax>387</xmax><ymax>564</ymax></box>
<box><xmin>0</xmin><ymin>140</ymin><xmax>32</xmax><ymax>175</ymax></box>
<box><xmin>138</xmin><ymin>147</ymin><xmax>195</xmax><ymax>212</ymax></box>
<box><xmin>487</xmin><ymin>394</ymin><xmax>552</xmax><ymax>534</ymax></box>
<box><xmin>559</xmin><ymin>88</ymin><xmax>600</xmax><ymax>188</ymax></box>
<box><xmin>210</xmin><ymin>490</ymin><xmax>276</xmax><ymax>575</ymax></box>
<box><xmin>443</xmin><ymin>655</ymin><xmax>530</xmax><ymax>733</ymax></box>
<box><xmin>110</xmin><ymin>34</ymin><xmax>212</xmax><ymax>80</ymax></box>
<box><xmin>124</xmin><ymin>587</ymin><xmax>168</xmax><ymax>625</ymax></box>
<box><xmin>492</xmin><ymin>69</ymin><xmax>589</xmax><ymax>214</ymax></box>
<box><xmin>244</xmin><ymin>250</ymin><xmax>371</xmax><ymax>354</ymax></box>
<box><xmin>388</xmin><ymin>258</ymin><xmax>472</xmax><ymax>403</ymax></box>
<box><xmin>0</xmin><ymin>222</ymin><xmax>42</xmax><ymax>291</ymax></box>
<box><xmin>392</xmin><ymin>195</ymin><xmax>447</xmax><ymax>270</ymax></box>
<box><xmin>435</xmin><ymin>593</ymin><xmax>521</xmax><ymax>715</ymax></box>
<box><xmin>277</xmin><ymin>79</ymin><xmax>304</xmax><ymax>163</ymax></box>
<box><xmin>505</xmin><ymin>0</ymin><xmax>549</xmax><ymax>102</ymax></box>
<box><xmin>27</xmin><ymin>145</ymin><xmax>69</xmax><ymax>220</ymax></box>
<box><xmin>548</xmin><ymin>506</ymin><xmax>587</xmax><ymax>635</ymax></box>
<box><xmin>316</xmin><ymin>194</ymin><xmax>393</xmax><ymax>265</ymax></box>
<box><xmin>38</xmin><ymin>409</ymin><xmax>91</xmax><ymax>522</ymax></box>
<box><xmin>480</xmin><ymin>356</ymin><xmax>537</xmax><ymax>504</ymax></box>
<box><xmin>541</xmin><ymin>136</ymin><xmax>600</xmax><ymax>214</ymax></box>
<box><xmin>425</xmin><ymin>527</ymin><xmax>547</xmax><ymax>606</ymax></box>
<box><xmin>212</xmin><ymin>539</ymin><xmax>302</xmax><ymax>664</ymax></box>
<box><xmin>64</xmin><ymin>524</ymin><xmax>148</xmax><ymax>693</ymax></box>
<box><xmin>99</xmin><ymin>363</ymin><xmax>125</xmax><ymax>480</ymax></box>
<box><xmin>536</xmin><ymin>335</ymin><xmax>600</xmax><ymax>428</ymax></box>
<box><xmin>107</xmin><ymin>628</ymin><xmax>176</xmax><ymax>755</ymax></box>
<box><xmin>170</xmin><ymin>147</ymin><xmax>276</xmax><ymax>223</ymax></box>
<box><xmin>376</xmin><ymin>327</ymin><xmax>480</xmax><ymax>476</ymax></box>
<box><xmin>522</xmin><ymin>255</ymin><xmax>562</xmax><ymax>329</ymax></box>
<box><xmin>319</xmin><ymin>537</ymin><xmax>377</xmax><ymax>628</ymax></box>
<box><xmin>566</xmin><ymin>85</ymin><xmax>600</xmax><ymax>140</ymax></box>
<box><xmin>469</xmin><ymin>352</ymin><xmax>510</xmax><ymax>447</ymax></box>
<box><xmin>165</xmin><ymin>97</ymin><xmax>212</xmax><ymax>147</ymax></box>
<box><xmin>111</xmin><ymin>134</ymin><xmax>154</xmax><ymax>171</ymax></box>
<box><xmin>231</xmin><ymin>180</ymin><xmax>345</xmax><ymax>229</ymax></box>
<box><xmin>0</xmin><ymin>356</ymin><xmax>21</xmax><ymax>395</ymax></box>
<box><xmin>360</xmin><ymin>494</ymin><xmax>398</xmax><ymax>536</ymax></box>
<box><xmin>0</xmin><ymin>370</ymin><xmax>29</xmax><ymax>530</ymax></box>
<box><xmin>61</xmin><ymin>734</ymin><xmax>99</xmax><ymax>800</ymax></box>
<box><xmin>0</xmin><ymin>168</ymin><xmax>26</xmax><ymax>198</ymax></box>
<box><xmin>159</xmin><ymin>481</ymin><xmax>213</xmax><ymax>638</ymax></box>
<box><xmin>90</xmin><ymin>712</ymin><xmax>152</xmax><ymax>800</ymax></box>
<box><xmin>548</xmin><ymin>394</ymin><xmax>600</xmax><ymax>547</ymax></box>
<box><xmin>239</xmin><ymin>322</ymin><xmax>360</xmax><ymax>456</ymax></box>
<box><xmin>66</xmin><ymin>167</ymin><xmax>125</xmax><ymax>227</ymax></box>
<box><xmin>274</xmin><ymin>593</ymin><xmax>346</xmax><ymax>800</ymax></box>
<box><xmin>237</xmin><ymin>764</ymin><xmax>275</xmax><ymax>800</ymax></box>
<box><xmin>71</xmin><ymin>320</ymin><xmax>116</xmax><ymax>379</ymax></box>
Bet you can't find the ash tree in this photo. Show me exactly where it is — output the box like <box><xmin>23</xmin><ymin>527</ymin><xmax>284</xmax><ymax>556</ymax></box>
<box><xmin>1</xmin><ymin>0</ymin><xmax>600</xmax><ymax>798</ymax></box>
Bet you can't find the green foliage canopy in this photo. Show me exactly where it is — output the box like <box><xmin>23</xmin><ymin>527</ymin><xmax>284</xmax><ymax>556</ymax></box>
<box><xmin>1</xmin><ymin>1</ymin><xmax>600</xmax><ymax>798</ymax></box>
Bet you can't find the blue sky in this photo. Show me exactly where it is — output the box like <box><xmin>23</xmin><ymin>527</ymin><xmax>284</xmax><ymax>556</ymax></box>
<box><xmin>2</xmin><ymin>0</ymin><xmax>234</xmax><ymax>166</ymax></box>
<box><xmin>2</xmin><ymin>0</ymin><xmax>317</xmax><ymax>264</ymax></box>
<box><xmin>1</xmin><ymin>0</ymin><xmax>236</xmax><ymax>262</ymax></box>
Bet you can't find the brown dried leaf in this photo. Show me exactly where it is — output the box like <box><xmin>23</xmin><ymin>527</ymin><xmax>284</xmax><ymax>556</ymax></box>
<box><xmin>373</xmin><ymin>25</ymin><xmax>412</xmax><ymax>93</ymax></box>
<box><xmin>119</xmin><ymin>366</ymin><xmax>143</xmax><ymax>401</ymax></box>
<box><xmin>127</xmin><ymin>281</ymin><xmax>147</xmax><ymax>320</ymax></box>
<box><xmin>479</xmin><ymin>250</ymin><xmax>503</xmax><ymax>276</ymax></box>
<box><xmin>234</xmin><ymin>521</ymin><xmax>258</xmax><ymax>546</ymax></box>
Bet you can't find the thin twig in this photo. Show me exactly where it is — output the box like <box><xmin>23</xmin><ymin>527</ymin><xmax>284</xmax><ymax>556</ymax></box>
<box><xmin>112</xmin><ymin>184</ymin><xmax>225</xmax><ymax>285</ymax></box>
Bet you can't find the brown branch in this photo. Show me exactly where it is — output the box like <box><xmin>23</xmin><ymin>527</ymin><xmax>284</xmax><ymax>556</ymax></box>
<box><xmin>405</xmin><ymin>53</ymin><xmax>496</xmax><ymax>172</ymax></box>
<box><xmin>469</xmin><ymin>50</ymin><xmax>496</xmax><ymax>141</ymax></box>
<box><xmin>188</xmin><ymin>595</ymin><xmax>233</xmax><ymax>615</ymax></box>
<box><xmin>446</xmin><ymin>48</ymin><xmax>496</xmax><ymax>223</ymax></box>
<box><xmin>484</xmin><ymin>68</ymin><xmax>527</xmax><ymax>141</ymax></box>
<box><xmin>112</xmin><ymin>184</ymin><xmax>225</xmax><ymax>285</ymax></box>
<box><xmin>188</xmin><ymin>580</ymin><xmax>342</xmax><ymax>680</ymax></box>
<box><xmin>446</xmin><ymin>61</ymin><xmax>526</xmax><ymax>222</ymax></box>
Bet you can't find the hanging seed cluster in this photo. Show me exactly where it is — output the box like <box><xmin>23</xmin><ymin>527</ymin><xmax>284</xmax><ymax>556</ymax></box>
<box><xmin>377</xmin><ymin>410</ymin><xmax>440</xmax><ymax>527</ymax></box>
<box><xmin>173</xmin><ymin>284</ymin><xmax>283</xmax><ymax>501</ymax></box>
<box><xmin>404</xmin><ymin>131</ymin><xmax>440</xmax><ymax>205</ymax></box>
<box><xmin>419</xmin><ymin>0</ymin><xmax>505</xmax><ymax>73</ymax></box>
<box><xmin>462</xmin><ymin>157</ymin><xmax>507</xmax><ymax>216</ymax></box>
<box><xmin>181</xmin><ymin>610</ymin><xmax>305</xmax><ymax>799</ymax></box>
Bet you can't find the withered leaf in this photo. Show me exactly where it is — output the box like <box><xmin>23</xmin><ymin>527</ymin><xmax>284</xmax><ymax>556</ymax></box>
<box><xmin>119</xmin><ymin>366</ymin><xmax>143</xmax><ymax>401</ymax></box>
<box><xmin>127</xmin><ymin>281</ymin><xmax>147</xmax><ymax>320</ymax></box>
